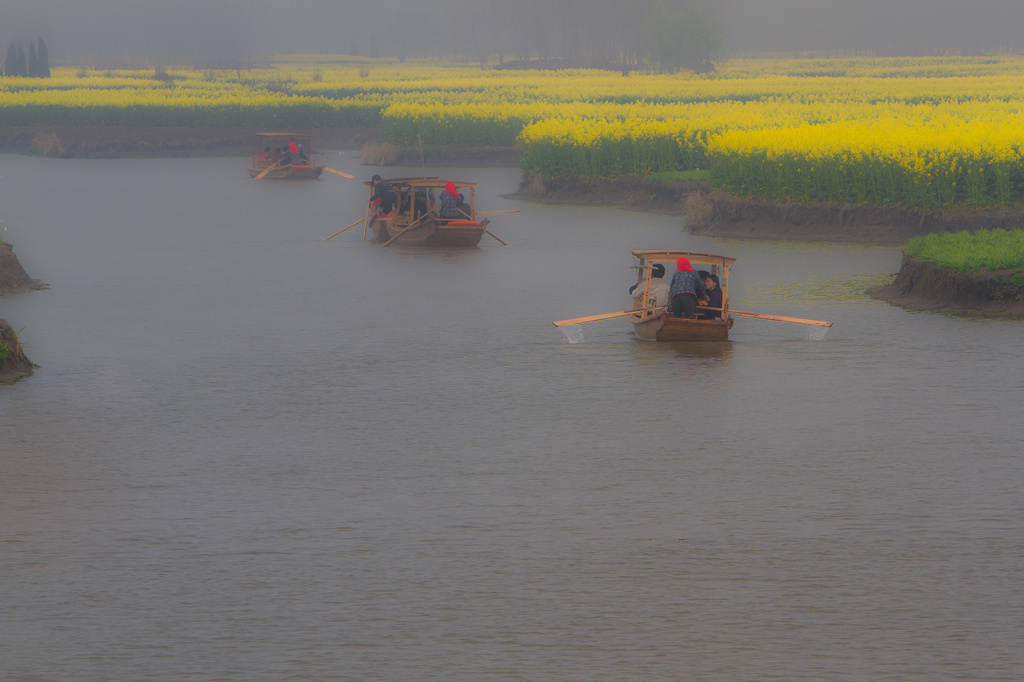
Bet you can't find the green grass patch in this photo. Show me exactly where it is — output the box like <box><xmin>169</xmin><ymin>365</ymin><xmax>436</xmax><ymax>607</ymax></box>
<box><xmin>905</xmin><ymin>228</ymin><xmax>1024</xmax><ymax>272</ymax></box>
<box><xmin>646</xmin><ymin>168</ymin><xmax>712</xmax><ymax>184</ymax></box>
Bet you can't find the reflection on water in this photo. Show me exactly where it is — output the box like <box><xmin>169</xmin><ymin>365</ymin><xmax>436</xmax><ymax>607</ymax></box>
<box><xmin>2</xmin><ymin>157</ymin><xmax>1023</xmax><ymax>680</ymax></box>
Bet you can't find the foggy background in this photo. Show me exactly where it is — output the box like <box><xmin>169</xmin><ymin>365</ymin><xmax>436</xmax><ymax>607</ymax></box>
<box><xmin>2</xmin><ymin>0</ymin><xmax>1024</xmax><ymax>67</ymax></box>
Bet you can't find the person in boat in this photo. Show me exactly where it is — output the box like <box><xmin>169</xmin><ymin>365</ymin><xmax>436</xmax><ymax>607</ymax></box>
<box><xmin>669</xmin><ymin>256</ymin><xmax>708</xmax><ymax>319</ymax></box>
<box><xmin>455</xmin><ymin>192</ymin><xmax>471</xmax><ymax>219</ymax></box>
<box><xmin>698</xmin><ymin>271</ymin><xmax>723</xmax><ymax>320</ymax></box>
<box><xmin>297</xmin><ymin>144</ymin><xmax>308</xmax><ymax>163</ymax></box>
<box><xmin>438</xmin><ymin>181</ymin><xmax>461</xmax><ymax>221</ymax></box>
<box><xmin>260</xmin><ymin>145</ymin><xmax>271</xmax><ymax>160</ymax></box>
<box><xmin>370</xmin><ymin>174</ymin><xmax>398</xmax><ymax>218</ymax></box>
<box><xmin>629</xmin><ymin>263</ymin><xmax>671</xmax><ymax>309</ymax></box>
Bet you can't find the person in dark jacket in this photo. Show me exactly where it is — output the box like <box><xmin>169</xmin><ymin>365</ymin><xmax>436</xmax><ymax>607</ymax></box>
<box><xmin>370</xmin><ymin>174</ymin><xmax>397</xmax><ymax>217</ymax></box>
<box><xmin>698</xmin><ymin>270</ymin><xmax>723</xmax><ymax>319</ymax></box>
<box><xmin>669</xmin><ymin>256</ymin><xmax>708</xmax><ymax>319</ymax></box>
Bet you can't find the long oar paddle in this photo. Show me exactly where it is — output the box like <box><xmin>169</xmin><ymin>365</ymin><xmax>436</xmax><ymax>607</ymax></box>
<box><xmin>485</xmin><ymin>229</ymin><xmax>508</xmax><ymax>246</ymax></box>
<box><xmin>699</xmin><ymin>306</ymin><xmax>833</xmax><ymax>327</ymax></box>
<box><xmin>733</xmin><ymin>309</ymin><xmax>833</xmax><ymax>327</ymax></box>
<box><xmin>321</xmin><ymin>217</ymin><xmax>365</xmax><ymax>241</ymax></box>
<box><xmin>476</xmin><ymin>210</ymin><xmax>520</xmax><ymax>216</ymax></box>
<box><xmin>553</xmin><ymin>307</ymin><xmax>663</xmax><ymax>327</ymax></box>
<box><xmin>381</xmin><ymin>207</ymin><xmax>438</xmax><ymax>247</ymax></box>
<box><xmin>322</xmin><ymin>166</ymin><xmax>355</xmax><ymax>179</ymax></box>
<box><xmin>254</xmin><ymin>161</ymin><xmax>280</xmax><ymax>180</ymax></box>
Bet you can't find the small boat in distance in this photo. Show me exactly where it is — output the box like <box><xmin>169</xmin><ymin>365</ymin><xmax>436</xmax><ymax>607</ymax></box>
<box><xmin>364</xmin><ymin>177</ymin><xmax>492</xmax><ymax>247</ymax></box>
<box><xmin>629</xmin><ymin>249</ymin><xmax>736</xmax><ymax>341</ymax></box>
<box><xmin>247</xmin><ymin>132</ymin><xmax>325</xmax><ymax>179</ymax></box>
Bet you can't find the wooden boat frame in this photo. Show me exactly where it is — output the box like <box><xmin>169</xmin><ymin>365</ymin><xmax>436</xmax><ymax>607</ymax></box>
<box><xmin>364</xmin><ymin>177</ymin><xmax>490</xmax><ymax>247</ymax></box>
<box><xmin>247</xmin><ymin>132</ymin><xmax>325</xmax><ymax>179</ymax></box>
<box><xmin>629</xmin><ymin>249</ymin><xmax>737</xmax><ymax>342</ymax></box>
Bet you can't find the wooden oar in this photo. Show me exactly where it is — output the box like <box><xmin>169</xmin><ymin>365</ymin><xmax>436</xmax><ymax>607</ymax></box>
<box><xmin>483</xmin><ymin>229</ymin><xmax>507</xmax><ymax>245</ymax></box>
<box><xmin>553</xmin><ymin>307</ymin><xmax>663</xmax><ymax>327</ymax></box>
<box><xmin>381</xmin><ymin>207</ymin><xmax>438</xmax><ymax>247</ymax></box>
<box><xmin>320</xmin><ymin>217</ymin><xmax>365</xmax><ymax>241</ymax></box>
<box><xmin>698</xmin><ymin>306</ymin><xmax>833</xmax><ymax>327</ymax></box>
<box><xmin>322</xmin><ymin>166</ymin><xmax>355</xmax><ymax>179</ymax></box>
<box><xmin>363</xmin><ymin>190</ymin><xmax>372</xmax><ymax>240</ymax></box>
<box><xmin>254</xmin><ymin>161</ymin><xmax>280</xmax><ymax>180</ymax></box>
<box><xmin>476</xmin><ymin>210</ymin><xmax>520</xmax><ymax>215</ymax></box>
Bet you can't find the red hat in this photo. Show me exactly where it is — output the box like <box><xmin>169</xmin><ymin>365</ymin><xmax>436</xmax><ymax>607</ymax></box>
<box><xmin>289</xmin><ymin>141</ymin><xmax>298</xmax><ymax>154</ymax></box>
<box><xmin>676</xmin><ymin>256</ymin><xmax>693</xmax><ymax>272</ymax></box>
<box><xmin>445</xmin><ymin>180</ymin><xmax>458</xmax><ymax>195</ymax></box>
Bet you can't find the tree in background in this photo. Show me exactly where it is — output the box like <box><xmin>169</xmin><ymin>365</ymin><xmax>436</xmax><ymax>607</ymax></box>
<box><xmin>4</xmin><ymin>44</ymin><xmax>28</xmax><ymax>77</ymax></box>
<box><xmin>28</xmin><ymin>41</ymin><xmax>38</xmax><ymax>76</ymax></box>
<box><xmin>3</xmin><ymin>39</ymin><xmax>52</xmax><ymax>78</ymax></box>
<box><xmin>36</xmin><ymin>37</ymin><xmax>51</xmax><ymax>77</ymax></box>
<box><xmin>4</xmin><ymin>44</ymin><xmax>17</xmax><ymax>76</ymax></box>
<box><xmin>16</xmin><ymin>44</ymin><xmax>27</xmax><ymax>76</ymax></box>
<box><xmin>643</xmin><ymin>3</ymin><xmax>723</xmax><ymax>73</ymax></box>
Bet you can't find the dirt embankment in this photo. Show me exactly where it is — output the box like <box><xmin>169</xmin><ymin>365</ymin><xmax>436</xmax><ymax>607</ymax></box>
<box><xmin>0</xmin><ymin>317</ymin><xmax>36</xmax><ymax>382</ymax></box>
<box><xmin>0</xmin><ymin>243</ymin><xmax>47</xmax><ymax>293</ymax></box>
<box><xmin>870</xmin><ymin>257</ymin><xmax>1024</xmax><ymax>316</ymax></box>
<box><xmin>0</xmin><ymin>126</ymin><xmax>382</xmax><ymax>158</ymax></box>
<box><xmin>514</xmin><ymin>175</ymin><xmax>1024</xmax><ymax>244</ymax></box>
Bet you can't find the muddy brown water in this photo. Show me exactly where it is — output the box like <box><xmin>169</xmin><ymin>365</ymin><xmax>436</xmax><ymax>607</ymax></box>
<box><xmin>2</xmin><ymin>154</ymin><xmax>1023</xmax><ymax>680</ymax></box>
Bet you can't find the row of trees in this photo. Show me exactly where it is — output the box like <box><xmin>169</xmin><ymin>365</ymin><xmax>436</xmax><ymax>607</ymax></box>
<box><xmin>0</xmin><ymin>1</ymin><xmax>722</xmax><ymax>74</ymax></box>
<box><xmin>4</xmin><ymin>37</ymin><xmax>51</xmax><ymax>78</ymax></box>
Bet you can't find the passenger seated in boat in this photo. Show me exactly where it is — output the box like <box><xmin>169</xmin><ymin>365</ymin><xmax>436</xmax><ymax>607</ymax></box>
<box><xmin>629</xmin><ymin>263</ymin><xmax>670</xmax><ymax>309</ymax></box>
<box><xmin>669</xmin><ymin>256</ymin><xmax>708</xmax><ymax>319</ymax></box>
<box><xmin>260</xmin><ymin>145</ymin><xmax>271</xmax><ymax>160</ymax></box>
<box><xmin>414</xmin><ymin>188</ymin><xmax>429</xmax><ymax>218</ymax></box>
<box><xmin>370</xmin><ymin>175</ymin><xmax>397</xmax><ymax>217</ymax></box>
<box><xmin>698</xmin><ymin>271</ymin><xmax>723</xmax><ymax>320</ymax></box>
<box><xmin>438</xmin><ymin>181</ymin><xmax>461</xmax><ymax>222</ymax></box>
<box><xmin>297</xmin><ymin>144</ymin><xmax>308</xmax><ymax>164</ymax></box>
<box><xmin>455</xmin><ymin>192</ymin><xmax>471</xmax><ymax>219</ymax></box>
<box><xmin>272</xmin><ymin>147</ymin><xmax>283</xmax><ymax>163</ymax></box>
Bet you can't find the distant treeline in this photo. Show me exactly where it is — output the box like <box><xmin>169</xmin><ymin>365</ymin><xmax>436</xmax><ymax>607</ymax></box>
<box><xmin>4</xmin><ymin>38</ymin><xmax>51</xmax><ymax>78</ymax></box>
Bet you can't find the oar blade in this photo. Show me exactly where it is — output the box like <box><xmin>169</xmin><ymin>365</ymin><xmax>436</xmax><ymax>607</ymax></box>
<box><xmin>553</xmin><ymin>307</ymin><xmax>659</xmax><ymax>327</ymax></box>
<box><xmin>324</xmin><ymin>166</ymin><xmax>355</xmax><ymax>179</ymax></box>
<box><xmin>732</xmin><ymin>310</ymin><xmax>833</xmax><ymax>327</ymax></box>
<box><xmin>254</xmin><ymin>162</ymin><xmax>280</xmax><ymax>180</ymax></box>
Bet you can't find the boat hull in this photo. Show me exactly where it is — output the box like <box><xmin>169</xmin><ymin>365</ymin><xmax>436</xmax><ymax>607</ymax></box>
<box><xmin>631</xmin><ymin>313</ymin><xmax>734</xmax><ymax>341</ymax></box>
<box><xmin>371</xmin><ymin>217</ymin><xmax>487</xmax><ymax>247</ymax></box>
<box><xmin>247</xmin><ymin>163</ymin><xmax>324</xmax><ymax>180</ymax></box>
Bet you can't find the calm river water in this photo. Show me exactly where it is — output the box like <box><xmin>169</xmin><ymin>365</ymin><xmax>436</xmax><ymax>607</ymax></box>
<box><xmin>2</xmin><ymin>153</ymin><xmax>1023</xmax><ymax>681</ymax></box>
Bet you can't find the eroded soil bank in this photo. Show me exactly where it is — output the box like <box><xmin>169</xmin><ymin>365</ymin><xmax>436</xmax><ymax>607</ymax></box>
<box><xmin>514</xmin><ymin>175</ymin><xmax>1024</xmax><ymax>244</ymax></box>
<box><xmin>0</xmin><ymin>243</ymin><xmax>47</xmax><ymax>293</ymax></box>
<box><xmin>0</xmin><ymin>317</ymin><xmax>36</xmax><ymax>382</ymax></box>
<box><xmin>0</xmin><ymin>126</ymin><xmax>381</xmax><ymax>158</ymax></box>
<box><xmin>870</xmin><ymin>257</ymin><xmax>1024</xmax><ymax>316</ymax></box>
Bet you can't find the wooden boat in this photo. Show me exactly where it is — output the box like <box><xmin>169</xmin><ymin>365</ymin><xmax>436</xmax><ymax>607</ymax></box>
<box><xmin>247</xmin><ymin>132</ymin><xmax>325</xmax><ymax>179</ymax></box>
<box><xmin>629</xmin><ymin>249</ymin><xmax>736</xmax><ymax>342</ymax></box>
<box><xmin>364</xmin><ymin>177</ymin><xmax>490</xmax><ymax>247</ymax></box>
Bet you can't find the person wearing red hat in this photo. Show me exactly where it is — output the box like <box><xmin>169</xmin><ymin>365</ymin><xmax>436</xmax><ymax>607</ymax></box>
<box><xmin>438</xmin><ymin>180</ymin><xmax>462</xmax><ymax>222</ymax></box>
<box><xmin>668</xmin><ymin>256</ymin><xmax>708</xmax><ymax>319</ymax></box>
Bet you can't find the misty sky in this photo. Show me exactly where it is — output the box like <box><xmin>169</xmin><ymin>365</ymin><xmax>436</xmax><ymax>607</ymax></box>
<box><xmin>3</xmin><ymin>0</ymin><xmax>1024</xmax><ymax>66</ymax></box>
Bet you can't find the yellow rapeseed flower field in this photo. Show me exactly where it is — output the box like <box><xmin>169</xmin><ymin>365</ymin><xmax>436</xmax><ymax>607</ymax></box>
<box><xmin>6</xmin><ymin>56</ymin><xmax>1024</xmax><ymax>208</ymax></box>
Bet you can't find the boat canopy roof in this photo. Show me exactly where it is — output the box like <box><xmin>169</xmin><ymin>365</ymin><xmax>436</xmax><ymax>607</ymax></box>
<box><xmin>632</xmin><ymin>249</ymin><xmax>737</xmax><ymax>269</ymax></box>
<box><xmin>257</xmin><ymin>132</ymin><xmax>315</xmax><ymax>140</ymax></box>
<box><xmin>363</xmin><ymin>177</ymin><xmax>479</xmax><ymax>190</ymax></box>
